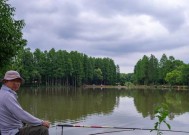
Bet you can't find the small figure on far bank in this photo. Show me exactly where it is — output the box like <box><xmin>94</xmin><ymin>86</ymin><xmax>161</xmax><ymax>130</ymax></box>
<box><xmin>0</xmin><ymin>70</ymin><xmax>50</xmax><ymax>135</ymax></box>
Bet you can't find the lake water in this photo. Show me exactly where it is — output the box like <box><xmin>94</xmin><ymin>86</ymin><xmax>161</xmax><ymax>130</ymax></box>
<box><xmin>18</xmin><ymin>87</ymin><xmax>189</xmax><ymax>135</ymax></box>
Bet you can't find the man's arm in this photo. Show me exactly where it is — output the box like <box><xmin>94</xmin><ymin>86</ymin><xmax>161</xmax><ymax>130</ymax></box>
<box><xmin>5</xmin><ymin>94</ymin><xmax>49</xmax><ymax>127</ymax></box>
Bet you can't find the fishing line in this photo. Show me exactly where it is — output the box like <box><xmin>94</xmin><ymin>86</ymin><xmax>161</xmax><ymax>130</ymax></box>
<box><xmin>89</xmin><ymin>129</ymin><xmax>134</xmax><ymax>135</ymax></box>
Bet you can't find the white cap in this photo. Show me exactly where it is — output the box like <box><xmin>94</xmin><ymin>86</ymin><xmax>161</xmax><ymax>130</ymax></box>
<box><xmin>1</xmin><ymin>70</ymin><xmax>24</xmax><ymax>83</ymax></box>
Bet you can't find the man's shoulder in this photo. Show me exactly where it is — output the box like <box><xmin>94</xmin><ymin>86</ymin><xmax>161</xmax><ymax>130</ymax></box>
<box><xmin>0</xmin><ymin>89</ymin><xmax>10</xmax><ymax>95</ymax></box>
<box><xmin>0</xmin><ymin>90</ymin><xmax>7</xmax><ymax>101</ymax></box>
<box><xmin>0</xmin><ymin>89</ymin><xmax>14</xmax><ymax>101</ymax></box>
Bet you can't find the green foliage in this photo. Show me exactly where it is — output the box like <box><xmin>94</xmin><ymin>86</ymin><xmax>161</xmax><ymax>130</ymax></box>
<box><xmin>180</xmin><ymin>64</ymin><xmax>189</xmax><ymax>85</ymax></box>
<box><xmin>0</xmin><ymin>0</ymin><xmax>26</xmax><ymax>72</ymax></box>
<box><xmin>5</xmin><ymin>48</ymin><xmax>118</xmax><ymax>86</ymax></box>
<box><xmin>165</xmin><ymin>70</ymin><xmax>182</xmax><ymax>85</ymax></box>
<box><xmin>83</xmin><ymin>54</ymin><xmax>93</xmax><ymax>84</ymax></box>
<box><xmin>133</xmin><ymin>53</ymin><xmax>188</xmax><ymax>86</ymax></box>
<box><xmin>148</xmin><ymin>54</ymin><xmax>159</xmax><ymax>84</ymax></box>
<box><xmin>94</xmin><ymin>68</ymin><xmax>103</xmax><ymax>84</ymax></box>
<box><xmin>124</xmin><ymin>82</ymin><xmax>134</xmax><ymax>87</ymax></box>
<box><xmin>119</xmin><ymin>73</ymin><xmax>134</xmax><ymax>86</ymax></box>
<box><xmin>151</xmin><ymin>103</ymin><xmax>171</xmax><ymax>135</ymax></box>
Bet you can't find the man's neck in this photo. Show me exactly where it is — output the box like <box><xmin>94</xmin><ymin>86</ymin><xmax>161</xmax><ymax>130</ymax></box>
<box><xmin>4</xmin><ymin>84</ymin><xmax>15</xmax><ymax>91</ymax></box>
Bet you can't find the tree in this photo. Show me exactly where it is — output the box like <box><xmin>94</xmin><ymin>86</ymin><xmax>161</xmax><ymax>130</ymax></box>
<box><xmin>140</xmin><ymin>55</ymin><xmax>149</xmax><ymax>84</ymax></box>
<box><xmin>165</xmin><ymin>70</ymin><xmax>182</xmax><ymax>85</ymax></box>
<box><xmin>70</xmin><ymin>51</ymin><xmax>84</xmax><ymax>86</ymax></box>
<box><xmin>94</xmin><ymin>68</ymin><xmax>103</xmax><ymax>84</ymax></box>
<box><xmin>0</xmin><ymin>0</ymin><xmax>26</xmax><ymax>73</ymax></box>
<box><xmin>134</xmin><ymin>59</ymin><xmax>142</xmax><ymax>84</ymax></box>
<box><xmin>179</xmin><ymin>64</ymin><xmax>189</xmax><ymax>85</ymax></box>
<box><xmin>20</xmin><ymin>48</ymin><xmax>34</xmax><ymax>83</ymax></box>
<box><xmin>116</xmin><ymin>65</ymin><xmax>121</xmax><ymax>84</ymax></box>
<box><xmin>33</xmin><ymin>48</ymin><xmax>46</xmax><ymax>85</ymax></box>
<box><xmin>83</xmin><ymin>54</ymin><xmax>93</xmax><ymax>84</ymax></box>
<box><xmin>119</xmin><ymin>73</ymin><xmax>134</xmax><ymax>86</ymax></box>
<box><xmin>158</xmin><ymin>54</ymin><xmax>168</xmax><ymax>84</ymax></box>
<box><xmin>148</xmin><ymin>54</ymin><xmax>159</xmax><ymax>84</ymax></box>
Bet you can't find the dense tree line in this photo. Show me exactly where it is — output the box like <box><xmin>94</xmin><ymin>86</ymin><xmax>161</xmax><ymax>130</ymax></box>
<box><xmin>7</xmin><ymin>48</ymin><xmax>119</xmax><ymax>86</ymax></box>
<box><xmin>133</xmin><ymin>54</ymin><xmax>189</xmax><ymax>85</ymax></box>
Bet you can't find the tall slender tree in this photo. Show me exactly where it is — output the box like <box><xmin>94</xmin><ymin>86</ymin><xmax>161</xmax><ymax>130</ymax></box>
<box><xmin>148</xmin><ymin>54</ymin><xmax>159</xmax><ymax>84</ymax></box>
<box><xmin>158</xmin><ymin>54</ymin><xmax>168</xmax><ymax>84</ymax></box>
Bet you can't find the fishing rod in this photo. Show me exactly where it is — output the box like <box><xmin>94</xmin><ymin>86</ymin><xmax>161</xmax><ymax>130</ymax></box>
<box><xmin>57</xmin><ymin>124</ymin><xmax>189</xmax><ymax>134</ymax></box>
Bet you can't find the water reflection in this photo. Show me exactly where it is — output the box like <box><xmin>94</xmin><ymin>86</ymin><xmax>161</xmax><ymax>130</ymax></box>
<box><xmin>18</xmin><ymin>87</ymin><xmax>120</xmax><ymax>124</ymax></box>
<box><xmin>17</xmin><ymin>87</ymin><xmax>189</xmax><ymax>135</ymax></box>
<box><xmin>18</xmin><ymin>88</ymin><xmax>189</xmax><ymax>122</ymax></box>
<box><xmin>129</xmin><ymin>89</ymin><xmax>189</xmax><ymax>120</ymax></box>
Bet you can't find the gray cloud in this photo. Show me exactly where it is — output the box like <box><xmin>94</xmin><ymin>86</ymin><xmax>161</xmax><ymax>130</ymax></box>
<box><xmin>9</xmin><ymin>0</ymin><xmax>189</xmax><ymax>73</ymax></box>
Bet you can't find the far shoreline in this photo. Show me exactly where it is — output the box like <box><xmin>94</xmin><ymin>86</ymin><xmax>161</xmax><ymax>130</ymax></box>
<box><xmin>83</xmin><ymin>84</ymin><xmax>189</xmax><ymax>90</ymax></box>
<box><xmin>83</xmin><ymin>84</ymin><xmax>127</xmax><ymax>89</ymax></box>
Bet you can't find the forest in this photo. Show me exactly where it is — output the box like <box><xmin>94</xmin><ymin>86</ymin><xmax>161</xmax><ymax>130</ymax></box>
<box><xmin>1</xmin><ymin>48</ymin><xmax>120</xmax><ymax>86</ymax></box>
<box><xmin>2</xmin><ymin>47</ymin><xmax>189</xmax><ymax>87</ymax></box>
<box><xmin>119</xmin><ymin>54</ymin><xmax>189</xmax><ymax>86</ymax></box>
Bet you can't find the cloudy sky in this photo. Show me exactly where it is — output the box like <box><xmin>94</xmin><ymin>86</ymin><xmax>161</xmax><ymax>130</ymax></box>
<box><xmin>9</xmin><ymin>0</ymin><xmax>189</xmax><ymax>73</ymax></box>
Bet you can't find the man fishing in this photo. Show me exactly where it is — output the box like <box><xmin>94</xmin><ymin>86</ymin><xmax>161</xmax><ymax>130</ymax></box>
<box><xmin>0</xmin><ymin>70</ymin><xmax>50</xmax><ymax>135</ymax></box>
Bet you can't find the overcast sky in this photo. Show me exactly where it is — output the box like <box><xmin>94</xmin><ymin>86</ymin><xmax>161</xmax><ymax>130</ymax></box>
<box><xmin>9</xmin><ymin>0</ymin><xmax>189</xmax><ymax>73</ymax></box>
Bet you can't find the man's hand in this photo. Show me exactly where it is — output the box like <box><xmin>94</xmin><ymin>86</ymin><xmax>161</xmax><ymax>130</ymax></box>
<box><xmin>42</xmin><ymin>120</ymin><xmax>50</xmax><ymax>128</ymax></box>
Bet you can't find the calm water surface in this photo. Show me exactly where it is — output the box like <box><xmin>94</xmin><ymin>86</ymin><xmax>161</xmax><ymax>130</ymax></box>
<box><xmin>18</xmin><ymin>87</ymin><xmax>189</xmax><ymax>135</ymax></box>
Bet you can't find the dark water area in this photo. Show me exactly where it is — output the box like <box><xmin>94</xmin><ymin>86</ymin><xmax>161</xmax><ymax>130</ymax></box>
<box><xmin>18</xmin><ymin>87</ymin><xmax>189</xmax><ymax>135</ymax></box>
